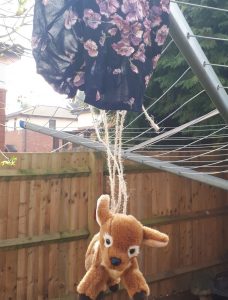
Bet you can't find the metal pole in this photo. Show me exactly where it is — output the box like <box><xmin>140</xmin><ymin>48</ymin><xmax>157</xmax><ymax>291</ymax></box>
<box><xmin>20</xmin><ymin>121</ymin><xmax>228</xmax><ymax>191</ymax></box>
<box><xmin>170</xmin><ymin>2</ymin><xmax>228</xmax><ymax>124</ymax></box>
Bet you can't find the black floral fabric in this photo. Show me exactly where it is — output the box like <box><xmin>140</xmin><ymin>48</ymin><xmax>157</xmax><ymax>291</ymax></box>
<box><xmin>32</xmin><ymin>0</ymin><xmax>170</xmax><ymax>112</ymax></box>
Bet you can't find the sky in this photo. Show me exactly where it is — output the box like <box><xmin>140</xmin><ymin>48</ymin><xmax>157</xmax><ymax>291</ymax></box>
<box><xmin>1</xmin><ymin>0</ymin><xmax>67</xmax><ymax>114</ymax></box>
<box><xmin>5</xmin><ymin>57</ymin><xmax>68</xmax><ymax>114</ymax></box>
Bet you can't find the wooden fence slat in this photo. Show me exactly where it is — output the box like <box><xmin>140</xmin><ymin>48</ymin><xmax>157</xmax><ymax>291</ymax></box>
<box><xmin>27</xmin><ymin>153</ymin><xmax>40</xmax><ymax>299</ymax></box>
<box><xmin>68</xmin><ymin>176</ymin><xmax>80</xmax><ymax>294</ymax></box>
<box><xmin>5</xmin><ymin>180</ymin><xmax>20</xmax><ymax>300</ymax></box>
<box><xmin>36</xmin><ymin>153</ymin><xmax>50</xmax><ymax>300</ymax></box>
<box><xmin>88</xmin><ymin>152</ymin><xmax>104</xmax><ymax>237</ymax></box>
<box><xmin>17</xmin><ymin>153</ymin><xmax>31</xmax><ymax>300</ymax></box>
<box><xmin>48</xmin><ymin>153</ymin><xmax>62</xmax><ymax>299</ymax></box>
<box><xmin>142</xmin><ymin>173</ymin><xmax>153</xmax><ymax>278</ymax></box>
<box><xmin>58</xmin><ymin>178</ymin><xmax>71</xmax><ymax>298</ymax></box>
<box><xmin>40</xmin><ymin>155</ymin><xmax>48</xmax><ymax>297</ymax></box>
<box><xmin>179</xmin><ymin>222</ymin><xmax>193</xmax><ymax>268</ymax></box>
<box><xmin>48</xmin><ymin>180</ymin><xmax>61</xmax><ymax>298</ymax></box>
<box><xmin>17</xmin><ymin>180</ymin><xmax>29</xmax><ymax>300</ymax></box>
<box><xmin>0</xmin><ymin>180</ymin><xmax>8</xmax><ymax>300</ymax></box>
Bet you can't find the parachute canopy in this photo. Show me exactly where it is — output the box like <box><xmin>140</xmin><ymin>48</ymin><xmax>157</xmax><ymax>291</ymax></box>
<box><xmin>32</xmin><ymin>0</ymin><xmax>170</xmax><ymax>112</ymax></box>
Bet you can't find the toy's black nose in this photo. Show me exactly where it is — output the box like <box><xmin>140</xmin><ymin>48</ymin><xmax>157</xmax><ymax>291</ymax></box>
<box><xmin>110</xmin><ymin>257</ymin><xmax>121</xmax><ymax>266</ymax></box>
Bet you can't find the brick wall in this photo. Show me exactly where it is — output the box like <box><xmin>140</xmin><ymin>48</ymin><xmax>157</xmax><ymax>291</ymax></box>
<box><xmin>26</xmin><ymin>130</ymin><xmax>54</xmax><ymax>152</ymax></box>
<box><xmin>5</xmin><ymin>130</ymin><xmax>54</xmax><ymax>152</ymax></box>
<box><xmin>5</xmin><ymin>130</ymin><xmax>23</xmax><ymax>151</ymax></box>
<box><xmin>0</xmin><ymin>89</ymin><xmax>6</xmax><ymax>151</ymax></box>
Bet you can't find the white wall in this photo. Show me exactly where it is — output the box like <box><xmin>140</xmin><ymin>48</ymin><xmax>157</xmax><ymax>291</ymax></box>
<box><xmin>77</xmin><ymin>112</ymin><xmax>94</xmax><ymax>128</ymax></box>
<box><xmin>6</xmin><ymin>112</ymin><xmax>94</xmax><ymax>132</ymax></box>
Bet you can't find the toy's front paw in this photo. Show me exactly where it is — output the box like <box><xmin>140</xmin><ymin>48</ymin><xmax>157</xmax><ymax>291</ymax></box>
<box><xmin>78</xmin><ymin>294</ymin><xmax>91</xmax><ymax>300</ymax></box>
<box><xmin>78</xmin><ymin>291</ymin><xmax>104</xmax><ymax>300</ymax></box>
<box><xmin>109</xmin><ymin>283</ymin><xmax>119</xmax><ymax>293</ymax></box>
<box><xmin>133</xmin><ymin>291</ymin><xmax>148</xmax><ymax>300</ymax></box>
<box><xmin>96</xmin><ymin>291</ymin><xmax>105</xmax><ymax>300</ymax></box>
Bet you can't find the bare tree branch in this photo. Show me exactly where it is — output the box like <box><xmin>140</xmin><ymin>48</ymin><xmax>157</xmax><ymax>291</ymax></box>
<box><xmin>0</xmin><ymin>0</ymin><xmax>33</xmax><ymax>58</ymax></box>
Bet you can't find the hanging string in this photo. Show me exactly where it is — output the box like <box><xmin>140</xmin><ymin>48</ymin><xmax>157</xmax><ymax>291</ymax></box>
<box><xmin>112</xmin><ymin>112</ymin><xmax>120</xmax><ymax>204</ymax></box>
<box><xmin>90</xmin><ymin>105</ymin><xmax>159</xmax><ymax>214</ymax></box>
<box><xmin>91</xmin><ymin>108</ymin><xmax>128</xmax><ymax>214</ymax></box>
<box><xmin>117</xmin><ymin>111</ymin><xmax>128</xmax><ymax>213</ymax></box>
<box><xmin>142</xmin><ymin>105</ymin><xmax>160</xmax><ymax>132</ymax></box>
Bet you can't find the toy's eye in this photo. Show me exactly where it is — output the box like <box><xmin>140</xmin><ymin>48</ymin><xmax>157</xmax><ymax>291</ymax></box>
<box><xmin>104</xmin><ymin>233</ymin><xmax>113</xmax><ymax>248</ymax></box>
<box><xmin>128</xmin><ymin>246</ymin><xmax>140</xmax><ymax>258</ymax></box>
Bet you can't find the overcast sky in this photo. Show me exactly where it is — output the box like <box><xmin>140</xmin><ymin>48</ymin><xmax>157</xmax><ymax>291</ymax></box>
<box><xmin>1</xmin><ymin>0</ymin><xmax>68</xmax><ymax>114</ymax></box>
<box><xmin>5</xmin><ymin>57</ymin><xmax>68</xmax><ymax>114</ymax></box>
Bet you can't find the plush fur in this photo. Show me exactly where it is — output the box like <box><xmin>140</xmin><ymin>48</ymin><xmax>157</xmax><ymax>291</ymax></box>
<box><xmin>77</xmin><ymin>195</ymin><xmax>169</xmax><ymax>300</ymax></box>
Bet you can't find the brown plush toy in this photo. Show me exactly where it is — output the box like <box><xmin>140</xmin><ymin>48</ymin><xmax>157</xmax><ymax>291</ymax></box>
<box><xmin>77</xmin><ymin>194</ymin><xmax>169</xmax><ymax>300</ymax></box>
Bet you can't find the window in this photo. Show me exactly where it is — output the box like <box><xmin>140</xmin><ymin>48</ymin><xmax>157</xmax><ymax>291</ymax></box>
<box><xmin>49</xmin><ymin>119</ymin><xmax>56</xmax><ymax>129</ymax></box>
<box><xmin>14</xmin><ymin>118</ymin><xmax>17</xmax><ymax>131</ymax></box>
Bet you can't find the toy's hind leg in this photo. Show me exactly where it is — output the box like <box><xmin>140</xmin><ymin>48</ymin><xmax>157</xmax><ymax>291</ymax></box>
<box><xmin>108</xmin><ymin>278</ymin><xmax>120</xmax><ymax>293</ymax></box>
<box><xmin>78</xmin><ymin>295</ymin><xmax>90</xmax><ymax>300</ymax></box>
<box><xmin>78</xmin><ymin>292</ymin><xmax>104</xmax><ymax>300</ymax></box>
<box><xmin>121</xmin><ymin>262</ymin><xmax>149</xmax><ymax>299</ymax></box>
<box><xmin>77</xmin><ymin>266</ymin><xmax>109</xmax><ymax>300</ymax></box>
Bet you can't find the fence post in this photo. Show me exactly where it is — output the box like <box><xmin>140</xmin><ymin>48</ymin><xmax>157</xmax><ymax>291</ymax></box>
<box><xmin>88</xmin><ymin>152</ymin><xmax>104</xmax><ymax>237</ymax></box>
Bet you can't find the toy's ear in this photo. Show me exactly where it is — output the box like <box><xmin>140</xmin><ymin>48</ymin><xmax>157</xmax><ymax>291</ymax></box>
<box><xmin>96</xmin><ymin>194</ymin><xmax>113</xmax><ymax>226</ymax></box>
<box><xmin>142</xmin><ymin>226</ymin><xmax>169</xmax><ymax>247</ymax></box>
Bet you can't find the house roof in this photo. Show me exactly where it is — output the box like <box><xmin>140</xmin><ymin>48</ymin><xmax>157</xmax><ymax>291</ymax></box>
<box><xmin>6</xmin><ymin>105</ymin><xmax>88</xmax><ymax>120</ymax></box>
<box><xmin>0</xmin><ymin>43</ymin><xmax>23</xmax><ymax>64</ymax></box>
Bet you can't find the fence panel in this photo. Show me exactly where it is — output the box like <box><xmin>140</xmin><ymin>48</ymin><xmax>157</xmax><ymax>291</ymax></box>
<box><xmin>0</xmin><ymin>152</ymin><xmax>227</xmax><ymax>299</ymax></box>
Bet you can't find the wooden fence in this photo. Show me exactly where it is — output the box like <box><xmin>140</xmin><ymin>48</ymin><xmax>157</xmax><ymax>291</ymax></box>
<box><xmin>0</xmin><ymin>152</ymin><xmax>227</xmax><ymax>300</ymax></box>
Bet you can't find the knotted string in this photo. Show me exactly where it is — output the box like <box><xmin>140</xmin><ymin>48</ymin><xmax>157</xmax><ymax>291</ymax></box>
<box><xmin>91</xmin><ymin>108</ymin><xmax>128</xmax><ymax>214</ymax></box>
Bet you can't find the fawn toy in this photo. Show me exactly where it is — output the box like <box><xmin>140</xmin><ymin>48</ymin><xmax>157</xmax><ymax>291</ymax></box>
<box><xmin>77</xmin><ymin>194</ymin><xmax>169</xmax><ymax>300</ymax></box>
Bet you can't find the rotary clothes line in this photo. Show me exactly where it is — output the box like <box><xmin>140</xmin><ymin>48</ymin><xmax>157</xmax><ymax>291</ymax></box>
<box><xmin>32</xmin><ymin>0</ymin><xmax>170</xmax><ymax>213</ymax></box>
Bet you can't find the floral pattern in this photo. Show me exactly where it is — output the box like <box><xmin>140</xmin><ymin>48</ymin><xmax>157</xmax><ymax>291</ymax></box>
<box><xmin>73</xmin><ymin>72</ymin><xmax>85</xmax><ymax>87</ymax></box>
<box><xmin>83</xmin><ymin>9</ymin><xmax>101</xmax><ymax>29</ymax></box>
<box><xmin>84</xmin><ymin>39</ymin><xmax>99</xmax><ymax>57</ymax></box>
<box><xmin>64</xmin><ymin>9</ymin><xmax>78</xmax><ymax>30</ymax></box>
<box><xmin>32</xmin><ymin>0</ymin><xmax>170</xmax><ymax>112</ymax></box>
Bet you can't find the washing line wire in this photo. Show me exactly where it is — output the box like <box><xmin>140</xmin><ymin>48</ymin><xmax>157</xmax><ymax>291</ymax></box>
<box><xmin>157</xmin><ymin>90</ymin><xmax>205</xmax><ymax>126</ymax></box>
<box><xmin>161</xmin><ymin>39</ymin><xmax>174</xmax><ymax>55</ymax></box>
<box><xmin>122</xmin><ymin>132</ymin><xmax>228</xmax><ymax>146</ymax></box>
<box><xmin>123</xmin><ymin>134</ymin><xmax>228</xmax><ymax>147</ymax></box>
<box><xmin>152</xmin><ymin>125</ymin><xmax>228</xmax><ymax>158</ymax></box>
<box><xmin>142</xmin><ymin>143</ymin><xmax>228</xmax><ymax>167</ymax></box>
<box><xmin>141</xmin><ymin>159</ymin><xmax>227</xmax><ymax>167</ymax></box>
<box><xmin>123</xmin><ymin>67</ymin><xmax>191</xmax><ymax>130</ymax></box>
<box><xmin>163</xmin><ymin>168</ymin><xmax>228</xmax><ymax>175</ymax></box>
<box><xmin>170</xmin><ymin>0</ymin><xmax>228</xmax><ymax>13</ymax></box>
<box><xmin>190</xmin><ymin>158</ymin><xmax>228</xmax><ymax>170</ymax></box>
<box><xmin>146</xmin><ymin>153</ymin><xmax>228</xmax><ymax>159</ymax></box>
<box><xmin>124</xmin><ymin>90</ymin><xmax>205</xmax><ymax>144</ymax></box>
<box><xmin>173</xmin><ymin>143</ymin><xmax>228</xmax><ymax>163</ymax></box>
<box><xmin>51</xmin><ymin>142</ymin><xmax>71</xmax><ymax>153</ymax></box>
<box><xmin>110</xmin><ymin>124</ymin><xmax>226</xmax><ymax>131</ymax></box>
<box><xmin>145</xmin><ymin>143</ymin><xmax>228</xmax><ymax>150</ymax></box>
<box><xmin>187</xmin><ymin>33</ymin><xmax>228</xmax><ymax>42</ymax></box>
<box><xmin>126</xmin><ymin>109</ymin><xmax>219</xmax><ymax>152</ymax></box>
<box><xmin>205</xmin><ymin>63</ymin><xmax>228</xmax><ymax>69</ymax></box>
<box><xmin>123</xmin><ymin>89</ymin><xmax>205</xmax><ymax>146</ymax></box>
